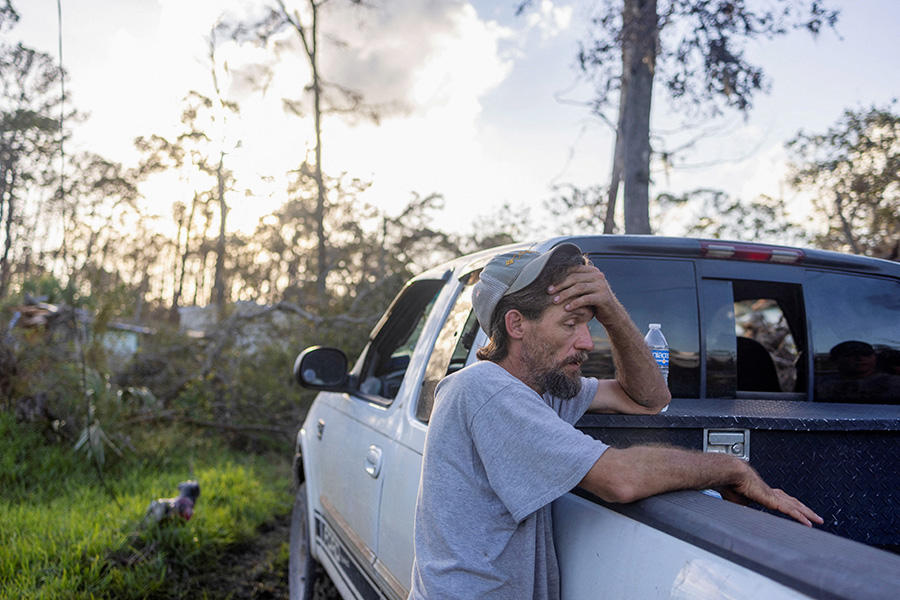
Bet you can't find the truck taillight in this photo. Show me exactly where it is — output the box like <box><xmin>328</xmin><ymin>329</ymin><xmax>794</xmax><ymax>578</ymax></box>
<box><xmin>700</xmin><ymin>241</ymin><xmax>804</xmax><ymax>264</ymax></box>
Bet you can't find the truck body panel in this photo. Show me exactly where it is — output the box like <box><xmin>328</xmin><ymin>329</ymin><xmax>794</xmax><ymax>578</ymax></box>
<box><xmin>554</xmin><ymin>494</ymin><xmax>814</xmax><ymax>600</ymax></box>
<box><xmin>556</xmin><ymin>490</ymin><xmax>900</xmax><ymax>600</ymax></box>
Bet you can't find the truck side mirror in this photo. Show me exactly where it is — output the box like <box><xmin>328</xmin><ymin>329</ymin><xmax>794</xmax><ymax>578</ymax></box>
<box><xmin>294</xmin><ymin>346</ymin><xmax>349</xmax><ymax>390</ymax></box>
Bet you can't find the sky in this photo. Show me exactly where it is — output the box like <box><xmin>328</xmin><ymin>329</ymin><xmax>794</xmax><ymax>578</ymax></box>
<box><xmin>11</xmin><ymin>0</ymin><xmax>900</xmax><ymax>240</ymax></box>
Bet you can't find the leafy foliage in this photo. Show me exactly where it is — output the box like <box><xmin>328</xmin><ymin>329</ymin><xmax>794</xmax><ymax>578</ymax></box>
<box><xmin>544</xmin><ymin>185</ymin><xmax>607</xmax><ymax>236</ymax></box>
<box><xmin>657</xmin><ymin>188</ymin><xmax>807</xmax><ymax>244</ymax></box>
<box><xmin>787</xmin><ymin>103</ymin><xmax>900</xmax><ymax>259</ymax></box>
<box><xmin>576</xmin><ymin>0</ymin><xmax>839</xmax><ymax>117</ymax></box>
<box><xmin>0</xmin><ymin>37</ymin><xmax>69</xmax><ymax>298</ymax></box>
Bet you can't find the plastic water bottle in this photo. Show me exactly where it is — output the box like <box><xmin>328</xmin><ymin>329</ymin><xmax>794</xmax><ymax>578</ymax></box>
<box><xmin>645</xmin><ymin>323</ymin><xmax>669</xmax><ymax>385</ymax></box>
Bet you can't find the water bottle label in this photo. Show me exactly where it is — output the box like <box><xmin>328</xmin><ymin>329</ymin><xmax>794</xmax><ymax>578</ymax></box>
<box><xmin>651</xmin><ymin>349</ymin><xmax>669</xmax><ymax>367</ymax></box>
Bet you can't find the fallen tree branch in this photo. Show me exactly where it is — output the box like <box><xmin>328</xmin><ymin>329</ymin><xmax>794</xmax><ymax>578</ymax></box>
<box><xmin>161</xmin><ymin>302</ymin><xmax>380</xmax><ymax>403</ymax></box>
<box><xmin>199</xmin><ymin>301</ymin><xmax>378</xmax><ymax>378</ymax></box>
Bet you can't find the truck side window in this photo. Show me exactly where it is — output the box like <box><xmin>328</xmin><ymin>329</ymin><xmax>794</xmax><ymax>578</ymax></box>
<box><xmin>703</xmin><ymin>279</ymin><xmax>806</xmax><ymax>399</ymax></box>
<box><xmin>733</xmin><ymin>281</ymin><xmax>805</xmax><ymax>396</ymax></box>
<box><xmin>703</xmin><ymin>279</ymin><xmax>737</xmax><ymax>398</ymax></box>
<box><xmin>357</xmin><ymin>279</ymin><xmax>444</xmax><ymax>403</ymax></box>
<box><xmin>735</xmin><ymin>299</ymin><xmax>795</xmax><ymax>392</ymax></box>
<box><xmin>416</xmin><ymin>285</ymin><xmax>476</xmax><ymax>423</ymax></box>
<box><xmin>806</xmin><ymin>271</ymin><xmax>900</xmax><ymax>404</ymax></box>
<box><xmin>587</xmin><ymin>257</ymin><xmax>701</xmax><ymax>399</ymax></box>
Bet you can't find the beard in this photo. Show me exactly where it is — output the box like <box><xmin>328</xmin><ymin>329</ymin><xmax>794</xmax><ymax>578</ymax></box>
<box><xmin>539</xmin><ymin>368</ymin><xmax>583</xmax><ymax>400</ymax></box>
<box><xmin>521</xmin><ymin>336</ymin><xmax>589</xmax><ymax>400</ymax></box>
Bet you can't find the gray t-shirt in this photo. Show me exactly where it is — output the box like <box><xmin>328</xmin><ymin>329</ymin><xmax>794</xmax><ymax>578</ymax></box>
<box><xmin>409</xmin><ymin>360</ymin><xmax>609</xmax><ymax>600</ymax></box>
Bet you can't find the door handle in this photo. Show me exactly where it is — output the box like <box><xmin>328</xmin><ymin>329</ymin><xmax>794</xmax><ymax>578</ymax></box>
<box><xmin>365</xmin><ymin>445</ymin><xmax>383</xmax><ymax>478</ymax></box>
<box><xmin>704</xmin><ymin>429</ymin><xmax>750</xmax><ymax>461</ymax></box>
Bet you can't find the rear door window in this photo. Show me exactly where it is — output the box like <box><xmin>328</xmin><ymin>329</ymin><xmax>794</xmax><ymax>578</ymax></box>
<box><xmin>735</xmin><ymin>297</ymin><xmax>800</xmax><ymax>393</ymax></box>
<box><xmin>416</xmin><ymin>285</ymin><xmax>477</xmax><ymax>422</ymax></box>
<box><xmin>806</xmin><ymin>270</ymin><xmax>900</xmax><ymax>404</ymax></box>
<box><xmin>586</xmin><ymin>257</ymin><xmax>700</xmax><ymax>398</ymax></box>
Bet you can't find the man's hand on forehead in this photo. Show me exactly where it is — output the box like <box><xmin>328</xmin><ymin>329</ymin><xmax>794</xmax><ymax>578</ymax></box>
<box><xmin>546</xmin><ymin>263</ymin><xmax>620</xmax><ymax>323</ymax></box>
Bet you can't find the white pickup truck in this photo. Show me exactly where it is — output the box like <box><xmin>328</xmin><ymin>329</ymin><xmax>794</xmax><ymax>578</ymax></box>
<box><xmin>288</xmin><ymin>236</ymin><xmax>900</xmax><ymax>600</ymax></box>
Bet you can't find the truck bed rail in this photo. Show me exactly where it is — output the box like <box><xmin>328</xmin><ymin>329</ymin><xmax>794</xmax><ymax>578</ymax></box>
<box><xmin>565</xmin><ymin>488</ymin><xmax>900</xmax><ymax>600</ymax></box>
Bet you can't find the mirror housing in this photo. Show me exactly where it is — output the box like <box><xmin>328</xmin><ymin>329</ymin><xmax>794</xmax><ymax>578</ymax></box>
<box><xmin>293</xmin><ymin>346</ymin><xmax>350</xmax><ymax>391</ymax></box>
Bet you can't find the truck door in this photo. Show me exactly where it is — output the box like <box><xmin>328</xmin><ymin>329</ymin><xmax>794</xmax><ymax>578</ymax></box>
<box><xmin>311</xmin><ymin>278</ymin><xmax>444</xmax><ymax>598</ymax></box>
<box><xmin>377</xmin><ymin>283</ymin><xmax>480</xmax><ymax>598</ymax></box>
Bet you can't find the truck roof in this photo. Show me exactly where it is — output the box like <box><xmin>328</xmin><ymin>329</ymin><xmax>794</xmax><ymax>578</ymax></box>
<box><xmin>537</xmin><ymin>235</ymin><xmax>900</xmax><ymax>276</ymax></box>
<box><xmin>414</xmin><ymin>235</ymin><xmax>900</xmax><ymax>286</ymax></box>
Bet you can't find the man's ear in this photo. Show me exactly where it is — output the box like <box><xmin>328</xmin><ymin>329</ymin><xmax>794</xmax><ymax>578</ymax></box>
<box><xmin>505</xmin><ymin>309</ymin><xmax>527</xmax><ymax>340</ymax></box>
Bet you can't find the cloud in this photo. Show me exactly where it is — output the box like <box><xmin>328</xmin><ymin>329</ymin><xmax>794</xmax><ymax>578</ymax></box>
<box><xmin>247</xmin><ymin>0</ymin><xmax>515</xmax><ymax>121</ymax></box>
<box><xmin>523</xmin><ymin>0</ymin><xmax>573</xmax><ymax>41</ymax></box>
<box><xmin>216</xmin><ymin>3</ymin><xmax>517</xmax><ymax>186</ymax></box>
<box><xmin>137</xmin><ymin>1</ymin><xmax>525</xmax><ymax>233</ymax></box>
<box><xmin>14</xmin><ymin>0</ymin><xmax>580</xmax><ymax>235</ymax></box>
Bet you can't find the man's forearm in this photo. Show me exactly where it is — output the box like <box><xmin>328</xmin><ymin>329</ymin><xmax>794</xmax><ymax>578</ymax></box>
<box><xmin>581</xmin><ymin>445</ymin><xmax>823</xmax><ymax>527</ymax></box>
<box><xmin>584</xmin><ymin>445</ymin><xmax>745</xmax><ymax>503</ymax></box>
<box><xmin>603</xmin><ymin>302</ymin><xmax>670</xmax><ymax>409</ymax></box>
<box><xmin>548</xmin><ymin>263</ymin><xmax>670</xmax><ymax>409</ymax></box>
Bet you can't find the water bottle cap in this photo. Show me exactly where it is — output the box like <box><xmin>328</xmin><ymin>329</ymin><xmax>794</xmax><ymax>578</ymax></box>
<box><xmin>649</xmin><ymin>323</ymin><xmax>661</xmax><ymax>329</ymax></box>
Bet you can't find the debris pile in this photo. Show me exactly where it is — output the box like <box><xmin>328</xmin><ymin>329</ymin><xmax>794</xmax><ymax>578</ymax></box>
<box><xmin>145</xmin><ymin>480</ymin><xmax>201</xmax><ymax>523</ymax></box>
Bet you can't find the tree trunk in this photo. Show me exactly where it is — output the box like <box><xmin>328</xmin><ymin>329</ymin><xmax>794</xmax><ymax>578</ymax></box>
<box><xmin>0</xmin><ymin>170</ymin><xmax>17</xmax><ymax>299</ymax></box>
<box><xmin>309</xmin><ymin>1</ymin><xmax>328</xmax><ymax>300</ymax></box>
<box><xmin>834</xmin><ymin>192</ymin><xmax>862</xmax><ymax>254</ymax></box>
<box><xmin>171</xmin><ymin>195</ymin><xmax>197</xmax><ymax>322</ymax></box>
<box><xmin>282</xmin><ymin>0</ymin><xmax>329</xmax><ymax>300</ymax></box>
<box><xmin>313</xmin><ymin>101</ymin><xmax>327</xmax><ymax>299</ymax></box>
<box><xmin>605</xmin><ymin>133</ymin><xmax>624</xmax><ymax>234</ymax></box>
<box><xmin>214</xmin><ymin>151</ymin><xmax>228</xmax><ymax>315</ymax></box>
<box><xmin>620</xmin><ymin>0</ymin><xmax>657</xmax><ymax>234</ymax></box>
<box><xmin>605</xmin><ymin>39</ymin><xmax>631</xmax><ymax>234</ymax></box>
<box><xmin>170</xmin><ymin>207</ymin><xmax>185</xmax><ymax>322</ymax></box>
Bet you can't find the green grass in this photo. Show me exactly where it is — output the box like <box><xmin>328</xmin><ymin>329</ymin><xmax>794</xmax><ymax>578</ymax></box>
<box><xmin>0</xmin><ymin>413</ymin><xmax>293</xmax><ymax>600</ymax></box>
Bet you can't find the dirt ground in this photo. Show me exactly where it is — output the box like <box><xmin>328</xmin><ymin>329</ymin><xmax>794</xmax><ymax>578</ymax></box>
<box><xmin>192</xmin><ymin>511</ymin><xmax>340</xmax><ymax>600</ymax></box>
<box><xmin>193</xmin><ymin>512</ymin><xmax>292</xmax><ymax>600</ymax></box>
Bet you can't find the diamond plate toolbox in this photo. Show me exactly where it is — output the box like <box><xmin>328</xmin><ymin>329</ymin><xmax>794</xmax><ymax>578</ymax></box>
<box><xmin>576</xmin><ymin>398</ymin><xmax>900</xmax><ymax>547</ymax></box>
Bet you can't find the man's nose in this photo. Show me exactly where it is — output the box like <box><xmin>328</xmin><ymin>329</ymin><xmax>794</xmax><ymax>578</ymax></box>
<box><xmin>575</xmin><ymin>324</ymin><xmax>594</xmax><ymax>351</ymax></box>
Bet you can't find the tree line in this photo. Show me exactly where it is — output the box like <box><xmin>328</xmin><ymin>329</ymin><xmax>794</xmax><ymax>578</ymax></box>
<box><xmin>0</xmin><ymin>0</ymin><xmax>520</xmax><ymax>447</ymax></box>
<box><xmin>1</xmin><ymin>0</ymin><xmax>897</xmax><ymax>443</ymax></box>
<box><xmin>3</xmin><ymin>1</ymin><xmax>898</xmax><ymax>320</ymax></box>
<box><xmin>0</xmin><ymin>0</ymin><xmax>511</xmax><ymax>326</ymax></box>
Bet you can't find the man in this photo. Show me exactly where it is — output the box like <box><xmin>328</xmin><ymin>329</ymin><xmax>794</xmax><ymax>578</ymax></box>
<box><xmin>409</xmin><ymin>243</ymin><xmax>822</xmax><ymax>599</ymax></box>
